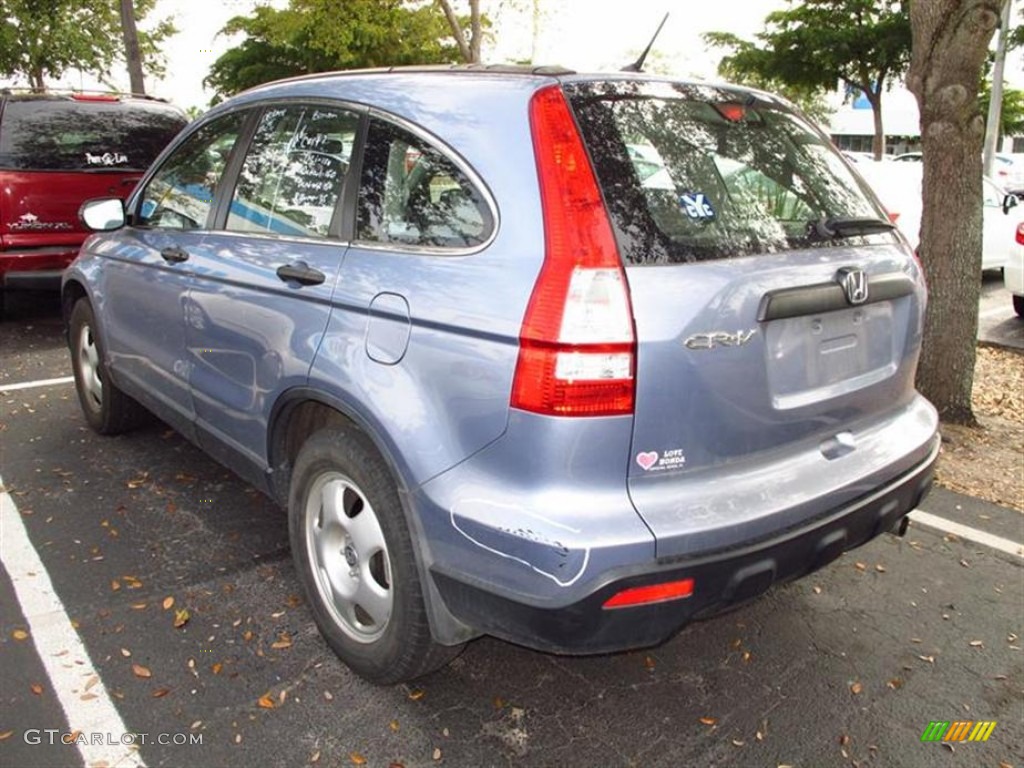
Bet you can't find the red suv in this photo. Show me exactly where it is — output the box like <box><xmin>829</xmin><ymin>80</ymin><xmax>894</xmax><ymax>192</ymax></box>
<box><xmin>0</xmin><ymin>91</ymin><xmax>187</xmax><ymax>314</ymax></box>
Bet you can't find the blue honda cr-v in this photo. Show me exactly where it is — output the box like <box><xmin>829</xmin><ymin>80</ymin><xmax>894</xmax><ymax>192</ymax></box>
<box><xmin>64</xmin><ymin>66</ymin><xmax>939</xmax><ymax>684</ymax></box>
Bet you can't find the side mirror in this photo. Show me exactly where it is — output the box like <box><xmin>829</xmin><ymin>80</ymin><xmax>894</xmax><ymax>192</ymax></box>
<box><xmin>79</xmin><ymin>197</ymin><xmax>126</xmax><ymax>231</ymax></box>
<box><xmin>1003</xmin><ymin>193</ymin><xmax>1019</xmax><ymax>215</ymax></box>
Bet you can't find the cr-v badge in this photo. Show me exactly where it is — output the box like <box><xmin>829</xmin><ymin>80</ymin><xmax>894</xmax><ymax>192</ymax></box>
<box><xmin>684</xmin><ymin>329</ymin><xmax>757</xmax><ymax>350</ymax></box>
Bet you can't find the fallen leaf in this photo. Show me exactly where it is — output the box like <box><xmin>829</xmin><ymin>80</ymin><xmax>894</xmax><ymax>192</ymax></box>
<box><xmin>812</xmin><ymin>586</ymin><xmax>822</xmax><ymax>594</ymax></box>
<box><xmin>234</xmin><ymin>734</ymin><xmax>242</xmax><ymax>744</ymax></box>
<box><xmin>257</xmin><ymin>694</ymin><xmax>275</xmax><ymax>709</ymax></box>
<box><xmin>732</xmin><ymin>739</ymin><xmax>745</xmax><ymax>746</ymax></box>
<box><xmin>310</xmin><ymin>751</ymin><xmax>320</xmax><ymax>764</ymax></box>
<box><xmin>152</xmin><ymin>688</ymin><xmax>170</xmax><ymax>698</ymax></box>
<box><xmin>493</xmin><ymin>696</ymin><xmax>505</xmax><ymax>709</ymax></box>
<box><xmin>11</xmin><ymin>629</ymin><xmax>28</xmax><ymax>641</ymax></box>
<box><xmin>742</xmin><ymin>651</ymin><xmax>752</xmax><ymax>663</ymax></box>
<box><xmin>959</xmin><ymin>559</ymin><xmax>970</xmax><ymax>568</ymax></box>
<box><xmin>30</xmin><ymin>683</ymin><xmax>43</xmax><ymax>695</ymax></box>
<box><xmin>854</xmin><ymin>562</ymin><xmax>867</xmax><ymax>571</ymax></box>
<box><xmin>111</xmin><ymin>580</ymin><xmax>121</xmax><ymax>592</ymax></box>
<box><xmin>162</xmin><ymin>596</ymin><xmax>175</xmax><ymax>610</ymax></box>
<box><xmin>432</xmin><ymin>747</ymin><xmax>442</xmax><ymax>761</ymax></box>
<box><xmin>910</xmin><ymin>637</ymin><xmax>922</xmax><ymax>644</ymax></box>
<box><xmin>875</xmin><ymin>564</ymin><xmax>886</xmax><ymax>573</ymax></box>
<box><xmin>918</xmin><ymin>655</ymin><xmax>935</xmax><ymax>664</ymax></box>
<box><xmin>132</xmin><ymin>664</ymin><xmax>152</xmax><ymax>679</ymax></box>
<box><xmin>243</xmin><ymin>630</ymin><xmax>254</xmax><ymax>642</ymax></box>
<box><xmin>699</xmin><ymin>716</ymin><xmax>718</xmax><ymax>726</ymax></box>
<box><xmin>130</xmin><ymin>602</ymin><xmax>147</xmax><ymax>611</ymax></box>
<box><xmin>999</xmin><ymin>762</ymin><xmax>1012</xmax><ymax>768</ymax></box>
<box><xmin>389</xmin><ymin>720</ymin><xmax>399</xmax><ymax>732</ymax></box>
<box><xmin>644</xmin><ymin>655</ymin><xmax>656</xmax><ymax>670</ymax></box>
<box><xmin>84</xmin><ymin>675</ymin><xmax>99</xmax><ymax>691</ymax></box>
<box><xmin>0</xmin><ymin>731</ymin><xmax>13</xmax><ymax>741</ymax></box>
<box><xmin>271</xmin><ymin>634</ymin><xmax>293</xmax><ymax>650</ymax></box>
<box><xmin>969</xmin><ymin>640</ymin><xmax>984</xmax><ymax>648</ymax></box>
<box><xmin>212</xmin><ymin>663</ymin><xmax>223</xmax><ymax>675</ymax></box>
<box><xmin>850</xmin><ymin>682</ymin><xmax>863</xmax><ymax>695</ymax></box>
<box><xmin>286</xmin><ymin>594</ymin><xmax>303</xmax><ymax>608</ymax></box>
<box><xmin>126</xmin><ymin>473</ymin><xmax>149</xmax><ymax>489</ymax></box>
<box><xmin>408</xmin><ymin>689</ymin><xmax>426</xmax><ymax>701</ymax></box>
<box><xmin>350</xmin><ymin>752</ymin><xmax>367</xmax><ymax>765</ymax></box>
<box><xmin>173</xmin><ymin>609</ymin><xmax>190</xmax><ymax>629</ymax></box>
<box><xmin>887</xmin><ymin>678</ymin><xmax>904</xmax><ymax>690</ymax></box>
<box><xmin>323</xmin><ymin>690</ymin><xmax>333</xmax><ymax>701</ymax></box>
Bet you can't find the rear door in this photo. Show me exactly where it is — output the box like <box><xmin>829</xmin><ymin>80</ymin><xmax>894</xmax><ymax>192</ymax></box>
<box><xmin>565</xmin><ymin>81</ymin><xmax>929</xmax><ymax>553</ymax></box>
<box><xmin>185</xmin><ymin>103</ymin><xmax>359</xmax><ymax>476</ymax></box>
<box><xmin>0</xmin><ymin>96</ymin><xmax>186</xmax><ymax>254</ymax></box>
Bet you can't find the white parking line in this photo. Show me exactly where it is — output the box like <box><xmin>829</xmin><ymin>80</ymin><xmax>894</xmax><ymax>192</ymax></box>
<box><xmin>0</xmin><ymin>476</ymin><xmax>146</xmax><ymax>768</ymax></box>
<box><xmin>909</xmin><ymin>509</ymin><xmax>1024</xmax><ymax>560</ymax></box>
<box><xmin>0</xmin><ymin>376</ymin><xmax>75</xmax><ymax>393</ymax></box>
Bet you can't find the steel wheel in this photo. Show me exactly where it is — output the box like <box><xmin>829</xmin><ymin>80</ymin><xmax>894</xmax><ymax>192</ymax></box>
<box><xmin>304</xmin><ymin>471</ymin><xmax>393</xmax><ymax>643</ymax></box>
<box><xmin>76</xmin><ymin>320</ymin><xmax>104</xmax><ymax>410</ymax></box>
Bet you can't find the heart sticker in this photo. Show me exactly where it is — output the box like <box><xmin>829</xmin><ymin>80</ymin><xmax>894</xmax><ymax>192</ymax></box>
<box><xmin>636</xmin><ymin>451</ymin><xmax>659</xmax><ymax>471</ymax></box>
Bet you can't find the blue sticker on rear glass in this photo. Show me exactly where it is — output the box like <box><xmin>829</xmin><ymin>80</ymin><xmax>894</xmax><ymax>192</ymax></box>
<box><xmin>679</xmin><ymin>192</ymin><xmax>716</xmax><ymax>220</ymax></box>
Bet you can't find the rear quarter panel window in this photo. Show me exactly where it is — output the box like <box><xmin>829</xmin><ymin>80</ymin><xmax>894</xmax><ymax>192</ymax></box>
<box><xmin>356</xmin><ymin>118</ymin><xmax>493</xmax><ymax>250</ymax></box>
<box><xmin>0</xmin><ymin>99</ymin><xmax>186</xmax><ymax>171</ymax></box>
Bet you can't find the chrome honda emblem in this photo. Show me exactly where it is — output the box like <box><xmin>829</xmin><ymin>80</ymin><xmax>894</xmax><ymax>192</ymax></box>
<box><xmin>837</xmin><ymin>267</ymin><xmax>869</xmax><ymax>305</ymax></box>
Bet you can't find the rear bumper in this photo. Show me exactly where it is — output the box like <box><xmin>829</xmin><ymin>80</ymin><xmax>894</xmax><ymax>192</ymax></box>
<box><xmin>1</xmin><ymin>247</ymin><xmax>77</xmax><ymax>289</ymax></box>
<box><xmin>431</xmin><ymin>434</ymin><xmax>938</xmax><ymax>654</ymax></box>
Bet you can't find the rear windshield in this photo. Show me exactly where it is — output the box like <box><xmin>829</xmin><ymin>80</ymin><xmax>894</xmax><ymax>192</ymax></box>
<box><xmin>565</xmin><ymin>81</ymin><xmax>892</xmax><ymax>264</ymax></box>
<box><xmin>0</xmin><ymin>99</ymin><xmax>186</xmax><ymax>172</ymax></box>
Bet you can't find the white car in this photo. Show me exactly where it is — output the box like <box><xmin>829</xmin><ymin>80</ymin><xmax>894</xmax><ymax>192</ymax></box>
<box><xmin>855</xmin><ymin>161</ymin><xmax>1021</xmax><ymax>271</ymax></box>
<box><xmin>1005</xmin><ymin>221</ymin><xmax>1024</xmax><ymax>317</ymax></box>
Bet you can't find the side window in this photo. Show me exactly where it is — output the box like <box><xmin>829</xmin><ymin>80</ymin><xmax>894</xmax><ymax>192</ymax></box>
<box><xmin>357</xmin><ymin>119</ymin><xmax>493</xmax><ymax>249</ymax></box>
<box><xmin>228</xmin><ymin>105</ymin><xmax>358</xmax><ymax>238</ymax></box>
<box><xmin>137</xmin><ymin>112</ymin><xmax>245</xmax><ymax>230</ymax></box>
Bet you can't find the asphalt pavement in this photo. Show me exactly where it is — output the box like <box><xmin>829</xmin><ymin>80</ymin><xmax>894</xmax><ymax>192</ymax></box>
<box><xmin>1</xmin><ymin>290</ymin><xmax>1022</xmax><ymax>768</ymax></box>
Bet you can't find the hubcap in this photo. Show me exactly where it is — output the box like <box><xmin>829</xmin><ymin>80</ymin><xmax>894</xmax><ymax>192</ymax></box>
<box><xmin>77</xmin><ymin>322</ymin><xmax>103</xmax><ymax>409</ymax></box>
<box><xmin>304</xmin><ymin>472</ymin><xmax>392</xmax><ymax>643</ymax></box>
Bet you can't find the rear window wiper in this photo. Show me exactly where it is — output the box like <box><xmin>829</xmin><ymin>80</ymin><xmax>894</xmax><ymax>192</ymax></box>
<box><xmin>808</xmin><ymin>216</ymin><xmax>895</xmax><ymax>240</ymax></box>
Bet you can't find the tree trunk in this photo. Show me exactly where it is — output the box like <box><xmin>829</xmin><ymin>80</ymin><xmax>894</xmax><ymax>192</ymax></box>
<box><xmin>868</xmin><ymin>89</ymin><xmax>885</xmax><ymax>160</ymax></box>
<box><xmin>469</xmin><ymin>0</ymin><xmax>482</xmax><ymax>63</ymax></box>
<box><xmin>29</xmin><ymin>67</ymin><xmax>45</xmax><ymax>93</ymax></box>
<box><xmin>906</xmin><ymin>0</ymin><xmax>1003</xmax><ymax>425</ymax></box>
<box><xmin>120</xmin><ymin>0</ymin><xmax>146</xmax><ymax>94</ymax></box>
<box><xmin>436</xmin><ymin>0</ymin><xmax>472</xmax><ymax>63</ymax></box>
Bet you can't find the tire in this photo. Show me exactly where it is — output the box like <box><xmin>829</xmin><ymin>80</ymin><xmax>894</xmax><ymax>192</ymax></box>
<box><xmin>69</xmin><ymin>299</ymin><xmax>147</xmax><ymax>434</ymax></box>
<box><xmin>1014</xmin><ymin>294</ymin><xmax>1024</xmax><ymax>318</ymax></box>
<box><xmin>288</xmin><ymin>427</ymin><xmax>462</xmax><ymax>684</ymax></box>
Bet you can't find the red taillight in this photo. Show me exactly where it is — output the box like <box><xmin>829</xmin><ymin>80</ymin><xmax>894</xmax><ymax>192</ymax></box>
<box><xmin>510</xmin><ymin>86</ymin><xmax>636</xmax><ymax>417</ymax></box>
<box><xmin>603</xmin><ymin>578</ymin><xmax>695</xmax><ymax>609</ymax></box>
<box><xmin>1016</xmin><ymin>222</ymin><xmax>1024</xmax><ymax>246</ymax></box>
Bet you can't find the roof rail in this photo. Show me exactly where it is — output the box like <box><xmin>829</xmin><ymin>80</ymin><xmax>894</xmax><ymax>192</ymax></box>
<box><xmin>0</xmin><ymin>86</ymin><xmax>170</xmax><ymax>103</ymax></box>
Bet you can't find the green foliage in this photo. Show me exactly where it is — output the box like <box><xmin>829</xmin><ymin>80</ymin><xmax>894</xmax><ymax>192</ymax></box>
<box><xmin>980</xmin><ymin>81</ymin><xmax>1024</xmax><ymax>138</ymax></box>
<box><xmin>205</xmin><ymin>0</ymin><xmax>462</xmax><ymax>101</ymax></box>
<box><xmin>0</xmin><ymin>0</ymin><xmax>174</xmax><ymax>90</ymax></box>
<box><xmin>705</xmin><ymin>0</ymin><xmax>910</xmax><ymax>99</ymax></box>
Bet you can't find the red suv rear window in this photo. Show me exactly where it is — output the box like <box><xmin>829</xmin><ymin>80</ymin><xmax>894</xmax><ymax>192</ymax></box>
<box><xmin>0</xmin><ymin>98</ymin><xmax>187</xmax><ymax>172</ymax></box>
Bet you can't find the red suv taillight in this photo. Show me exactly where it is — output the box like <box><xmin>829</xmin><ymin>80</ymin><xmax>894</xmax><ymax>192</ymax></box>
<box><xmin>510</xmin><ymin>86</ymin><xmax>636</xmax><ymax>417</ymax></box>
<box><xmin>1016</xmin><ymin>222</ymin><xmax>1024</xmax><ymax>246</ymax></box>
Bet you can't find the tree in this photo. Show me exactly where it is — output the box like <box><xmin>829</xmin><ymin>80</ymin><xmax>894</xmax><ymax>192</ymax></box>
<box><xmin>205</xmin><ymin>0</ymin><xmax>461</xmax><ymax>100</ymax></box>
<box><xmin>704</xmin><ymin>0</ymin><xmax>911</xmax><ymax>160</ymax></box>
<box><xmin>120</xmin><ymin>0</ymin><xmax>145</xmax><ymax>95</ymax></box>
<box><xmin>703</xmin><ymin>33</ymin><xmax>835</xmax><ymax>125</ymax></box>
<box><xmin>436</xmin><ymin>0</ymin><xmax>483</xmax><ymax>63</ymax></box>
<box><xmin>0</xmin><ymin>0</ymin><xmax>174</xmax><ymax>92</ymax></box>
<box><xmin>980</xmin><ymin>81</ymin><xmax>1024</xmax><ymax>138</ymax></box>
<box><xmin>906</xmin><ymin>0</ymin><xmax>1004</xmax><ymax>424</ymax></box>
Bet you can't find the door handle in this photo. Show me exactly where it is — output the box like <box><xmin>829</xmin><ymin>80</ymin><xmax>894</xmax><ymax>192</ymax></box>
<box><xmin>160</xmin><ymin>246</ymin><xmax>189</xmax><ymax>263</ymax></box>
<box><xmin>276</xmin><ymin>261</ymin><xmax>326</xmax><ymax>286</ymax></box>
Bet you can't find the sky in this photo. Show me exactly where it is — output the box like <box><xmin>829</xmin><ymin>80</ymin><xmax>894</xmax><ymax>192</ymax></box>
<box><xmin>1</xmin><ymin>0</ymin><xmax>1021</xmax><ymax>115</ymax></box>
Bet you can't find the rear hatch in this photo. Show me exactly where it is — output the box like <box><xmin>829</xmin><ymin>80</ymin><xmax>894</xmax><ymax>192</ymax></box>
<box><xmin>564</xmin><ymin>79</ymin><xmax>928</xmax><ymax>553</ymax></box>
<box><xmin>0</xmin><ymin>95</ymin><xmax>186</xmax><ymax>255</ymax></box>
